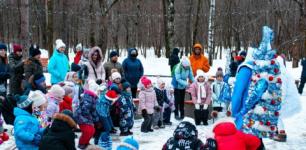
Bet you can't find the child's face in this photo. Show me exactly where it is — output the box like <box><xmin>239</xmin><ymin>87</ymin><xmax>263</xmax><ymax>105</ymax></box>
<box><xmin>38</xmin><ymin>102</ymin><xmax>48</xmax><ymax>112</ymax></box>
<box><xmin>72</xmin><ymin>74</ymin><xmax>79</xmax><ymax>83</ymax></box>
<box><xmin>159</xmin><ymin>83</ymin><xmax>165</xmax><ymax>89</ymax></box>
<box><xmin>126</xmin><ymin>87</ymin><xmax>131</xmax><ymax>93</ymax></box>
<box><xmin>146</xmin><ymin>84</ymin><xmax>152</xmax><ymax>89</ymax></box>
<box><xmin>197</xmin><ymin>76</ymin><xmax>205</xmax><ymax>82</ymax></box>
<box><xmin>114</xmin><ymin>78</ymin><xmax>121</xmax><ymax>84</ymax></box>
<box><xmin>216</xmin><ymin>76</ymin><xmax>223</xmax><ymax>81</ymax></box>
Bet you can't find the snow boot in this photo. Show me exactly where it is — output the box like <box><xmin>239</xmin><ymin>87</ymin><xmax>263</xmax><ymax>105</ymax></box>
<box><xmin>202</xmin><ymin>109</ymin><xmax>209</xmax><ymax>126</ymax></box>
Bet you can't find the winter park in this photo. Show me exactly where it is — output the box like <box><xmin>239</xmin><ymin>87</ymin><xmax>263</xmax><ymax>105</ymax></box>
<box><xmin>0</xmin><ymin>0</ymin><xmax>306</xmax><ymax>150</ymax></box>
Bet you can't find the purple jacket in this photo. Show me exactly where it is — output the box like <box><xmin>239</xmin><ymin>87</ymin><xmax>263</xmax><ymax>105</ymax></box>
<box><xmin>138</xmin><ymin>87</ymin><xmax>158</xmax><ymax>114</ymax></box>
<box><xmin>189</xmin><ymin>82</ymin><xmax>212</xmax><ymax>105</ymax></box>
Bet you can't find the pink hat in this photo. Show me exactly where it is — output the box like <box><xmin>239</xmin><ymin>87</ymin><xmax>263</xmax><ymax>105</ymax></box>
<box><xmin>140</xmin><ymin>76</ymin><xmax>152</xmax><ymax>88</ymax></box>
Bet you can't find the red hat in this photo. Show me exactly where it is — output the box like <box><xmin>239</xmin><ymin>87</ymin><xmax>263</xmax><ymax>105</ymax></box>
<box><xmin>141</xmin><ymin>76</ymin><xmax>152</xmax><ymax>88</ymax></box>
<box><xmin>105</xmin><ymin>90</ymin><xmax>119</xmax><ymax>101</ymax></box>
<box><xmin>13</xmin><ymin>44</ymin><xmax>22</xmax><ymax>54</ymax></box>
<box><xmin>234</xmin><ymin>56</ymin><xmax>242</xmax><ymax>61</ymax></box>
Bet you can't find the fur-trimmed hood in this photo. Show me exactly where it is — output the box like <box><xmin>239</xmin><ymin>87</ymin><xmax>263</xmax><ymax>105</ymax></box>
<box><xmin>88</xmin><ymin>46</ymin><xmax>103</xmax><ymax>68</ymax></box>
<box><xmin>53</xmin><ymin>113</ymin><xmax>77</xmax><ymax>129</ymax></box>
<box><xmin>212</xmin><ymin>117</ymin><xmax>237</xmax><ymax>136</ymax></box>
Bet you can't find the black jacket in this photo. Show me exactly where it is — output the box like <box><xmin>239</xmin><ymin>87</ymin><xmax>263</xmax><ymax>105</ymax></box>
<box><xmin>169</xmin><ymin>48</ymin><xmax>180</xmax><ymax>72</ymax></box>
<box><xmin>301</xmin><ymin>58</ymin><xmax>306</xmax><ymax>78</ymax></box>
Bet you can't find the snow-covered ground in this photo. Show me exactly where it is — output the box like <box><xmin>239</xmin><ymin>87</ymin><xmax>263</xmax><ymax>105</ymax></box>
<box><xmin>1</xmin><ymin>49</ymin><xmax>305</xmax><ymax>150</ymax></box>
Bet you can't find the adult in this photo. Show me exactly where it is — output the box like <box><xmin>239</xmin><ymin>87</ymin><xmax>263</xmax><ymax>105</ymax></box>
<box><xmin>84</xmin><ymin>46</ymin><xmax>105</xmax><ymax>82</ymax></box>
<box><xmin>104</xmin><ymin>50</ymin><xmax>124</xmax><ymax>81</ymax></box>
<box><xmin>9</xmin><ymin>44</ymin><xmax>24</xmax><ymax>95</ymax></box>
<box><xmin>189</xmin><ymin>43</ymin><xmax>210</xmax><ymax>76</ymax></box>
<box><xmin>74</xmin><ymin>43</ymin><xmax>83</xmax><ymax>64</ymax></box>
<box><xmin>0</xmin><ymin>43</ymin><xmax>10</xmax><ymax>97</ymax></box>
<box><xmin>298</xmin><ymin>57</ymin><xmax>306</xmax><ymax>94</ymax></box>
<box><xmin>168</xmin><ymin>48</ymin><xmax>180</xmax><ymax>73</ymax></box>
<box><xmin>122</xmin><ymin>48</ymin><xmax>144</xmax><ymax>98</ymax></box>
<box><xmin>24</xmin><ymin>45</ymin><xmax>43</xmax><ymax>82</ymax></box>
<box><xmin>48</xmin><ymin>39</ymin><xmax>69</xmax><ymax>85</ymax></box>
<box><xmin>229</xmin><ymin>51</ymin><xmax>238</xmax><ymax>77</ymax></box>
<box><xmin>171</xmin><ymin>57</ymin><xmax>195</xmax><ymax>120</ymax></box>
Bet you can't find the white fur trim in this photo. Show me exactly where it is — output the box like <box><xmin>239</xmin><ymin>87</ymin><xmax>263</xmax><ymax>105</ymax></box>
<box><xmin>212</xmin><ymin>117</ymin><xmax>235</xmax><ymax>130</ymax></box>
<box><xmin>254</xmin><ymin>122</ymin><xmax>271</xmax><ymax>132</ymax></box>
<box><xmin>105</xmin><ymin>95</ymin><xmax>119</xmax><ymax>101</ymax></box>
<box><xmin>253</xmin><ymin>105</ymin><xmax>265</xmax><ymax>115</ymax></box>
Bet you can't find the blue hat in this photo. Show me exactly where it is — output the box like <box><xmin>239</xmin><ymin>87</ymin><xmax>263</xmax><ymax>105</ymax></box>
<box><xmin>117</xmin><ymin>136</ymin><xmax>139</xmax><ymax>150</ymax></box>
<box><xmin>109</xmin><ymin>51</ymin><xmax>119</xmax><ymax>58</ymax></box>
<box><xmin>0</xmin><ymin>43</ymin><xmax>7</xmax><ymax>50</ymax></box>
<box><xmin>16</xmin><ymin>95</ymin><xmax>33</xmax><ymax>108</ymax></box>
<box><xmin>109</xmin><ymin>84</ymin><xmax>121</xmax><ymax>94</ymax></box>
<box><xmin>121</xmin><ymin>79</ymin><xmax>130</xmax><ymax>91</ymax></box>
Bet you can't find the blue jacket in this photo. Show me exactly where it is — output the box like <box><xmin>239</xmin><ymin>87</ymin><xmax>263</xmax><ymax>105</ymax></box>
<box><xmin>171</xmin><ymin>63</ymin><xmax>195</xmax><ymax>89</ymax></box>
<box><xmin>118</xmin><ymin>92</ymin><xmax>135</xmax><ymax>127</ymax></box>
<box><xmin>96</xmin><ymin>95</ymin><xmax>112</xmax><ymax>118</ymax></box>
<box><xmin>0</xmin><ymin>58</ymin><xmax>10</xmax><ymax>86</ymax></box>
<box><xmin>301</xmin><ymin>58</ymin><xmax>306</xmax><ymax>78</ymax></box>
<box><xmin>14</xmin><ymin>107</ymin><xmax>44</xmax><ymax>150</ymax></box>
<box><xmin>48</xmin><ymin>49</ymin><xmax>69</xmax><ymax>84</ymax></box>
<box><xmin>122</xmin><ymin>48</ymin><xmax>144</xmax><ymax>88</ymax></box>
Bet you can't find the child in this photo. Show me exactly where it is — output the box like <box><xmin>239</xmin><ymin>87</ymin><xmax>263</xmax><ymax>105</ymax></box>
<box><xmin>118</xmin><ymin>79</ymin><xmax>135</xmax><ymax>136</ymax></box>
<box><xmin>65</xmin><ymin>71</ymin><xmax>84</xmax><ymax>113</ymax></box>
<box><xmin>138</xmin><ymin>76</ymin><xmax>159</xmax><ymax>133</ymax></box>
<box><xmin>164</xmin><ymin>87</ymin><xmax>175</xmax><ymax>125</ymax></box>
<box><xmin>190</xmin><ymin>70</ymin><xmax>212</xmax><ymax>125</ymax></box>
<box><xmin>116</xmin><ymin>136</ymin><xmax>139</xmax><ymax>150</ymax></box>
<box><xmin>44</xmin><ymin>84</ymin><xmax>65</xmax><ymax>126</ymax></box>
<box><xmin>162</xmin><ymin>121</ymin><xmax>205</xmax><ymax>150</ymax></box>
<box><xmin>96</xmin><ymin>90</ymin><xmax>119</xmax><ymax>150</ymax></box>
<box><xmin>75</xmin><ymin>80</ymin><xmax>100</xmax><ymax>149</ymax></box>
<box><xmin>14</xmin><ymin>93</ymin><xmax>47</xmax><ymax>150</ymax></box>
<box><xmin>39</xmin><ymin>110</ymin><xmax>77</xmax><ymax>150</ymax></box>
<box><xmin>59</xmin><ymin>81</ymin><xmax>75</xmax><ymax>112</ymax></box>
<box><xmin>107</xmin><ymin>69</ymin><xmax>120</xmax><ymax>87</ymax></box>
<box><xmin>153</xmin><ymin>78</ymin><xmax>169</xmax><ymax>129</ymax></box>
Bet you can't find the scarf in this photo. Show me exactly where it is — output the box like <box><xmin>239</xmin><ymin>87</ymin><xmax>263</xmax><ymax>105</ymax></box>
<box><xmin>197</xmin><ymin>82</ymin><xmax>206</xmax><ymax>103</ymax></box>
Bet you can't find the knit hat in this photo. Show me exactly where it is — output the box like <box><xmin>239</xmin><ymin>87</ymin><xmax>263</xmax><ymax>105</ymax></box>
<box><xmin>13</xmin><ymin>44</ymin><xmax>22</xmax><ymax>54</ymax></box>
<box><xmin>239</xmin><ymin>51</ymin><xmax>247</xmax><ymax>58</ymax></box>
<box><xmin>109</xmin><ymin>50</ymin><xmax>119</xmax><ymax>58</ymax></box>
<box><xmin>16</xmin><ymin>95</ymin><xmax>32</xmax><ymax>108</ymax></box>
<box><xmin>29</xmin><ymin>44</ymin><xmax>41</xmax><ymax>57</ymax></box>
<box><xmin>55</xmin><ymin>39</ymin><xmax>66</xmax><ymax>49</ymax></box>
<box><xmin>193</xmin><ymin>43</ymin><xmax>203</xmax><ymax>50</ymax></box>
<box><xmin>71</xmin><ymin>63</ymin><xmax>81</xmax><ymax>72</ymax></box>
<box><xmin>216</xmin><ymin>70</ymin><xmax>224</xmax><ymax>77</ymax></box>
<box><xmin>76</xmin><ymin>43</ymin><xmax>82</xmax><ymax>50</ymax></box>
<box><xmin>181</xmin><ymin>57</ymin><xmax>190</xmax><ymax>67</ymax></box>
<box><xmin>117</xmin><ymin>136</ymin><xmax>139</xmax><ymax>150</ymax></box>
<box><xmin>105</xmin><ymin>90</ymin><xmax>119</xmax><ymax>101</ymax></box>
<box><xmin>121</xmin><ymin>79</ymin><xmax>131</xmax><ymax>91</ymax></box>
<box><xmin>156</xmin><ymin>78</ymin><xmax>165</xmax><ymax>87</ymax></box>
<box><xmin>109</xmin><ymin>84</ymin><xmax>121</xmax><ymax>94</ymax></box>
<box><xmin>112</xmin><ymin>72</ymin><xmax>121</xmax><ymax>80</ymax></box>
<box><xmin>65</xmin><ymin>72</ymin><xmax>77</xmax><ymax>82</ymax></box>
<box><xmin>33</xmin><ymin>73</ymin><xmax>46</xmax><ymax>86</ymax></box>
<box><xmin>28</xmin><ymin>90</ymin><xmax>47</xmax><ymax>107</ymax></box>
<box><xmin>49</xmin><ymin>84</ymin><xmax>65</xmax><ymax>100</ymax></box>
<box><xmin>62</xmin><ymin>81</ymin><xmax>75</xmax><ymax>95</ymax></box>
<box><xmin>140</xmin><ymin>76</ymin><xmax>152</xmax><ymax>88</ymax></box>
<box><xmin>0</xmin><ymin>43</ymin><xmax>7</xmax><ymax>50</ymax></box>
<box><xmin>195</xmin><ymin>69</ymin><xmax>207</xmax><ymax>81</ymax></box>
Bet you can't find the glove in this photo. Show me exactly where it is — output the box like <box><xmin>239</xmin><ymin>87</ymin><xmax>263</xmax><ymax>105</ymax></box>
<box><xmin>205</xmin><ymin>138</ymin><xmax>217</xmax><ymax>150</ymax></box>
<box><xmin>154</xmin><ymin>106</ymin><xmax>161</xmax><ymax>112</ymax></box>
<box><xmin>195</xmin><ymin>104</ymin><xmax>200</xmax><ymax>110</ymax></box>
<box><xmin>96</xmin><ymin>79</ymin><xmax>102</xmax><ymax>85</ymax></box>
<box><xmin>142</xmin><ymin>109</ymin><xmax>148</xmax><ymax>117</ymax></box>
<box><xmin>32</xmin><ymin>134</ymin><xmax>41</xmax><ymax>146</ymax></box>
<box><xmin>203</xmin><ymin>104</ymin><xmax>208</xmax><ymax>110</ymax></box>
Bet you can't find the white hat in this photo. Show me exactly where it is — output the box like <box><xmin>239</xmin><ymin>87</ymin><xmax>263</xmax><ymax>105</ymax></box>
<box><xmin>156</xmin><ymin>78</ymin><xmax>165</xmax><ymax>87</ymax></box>
<box><xmin>88</xmin><ymin>80</ymin><xmax>99</xmax><ymax>94</ymax></box>
<box><xmin>76</xmin><ymin>43</ymin><xmax>82</xmax><ymax>50</ymax></box>
<box><xmin>55</xmin><ymin>39</ymin><xmax>66</xmax><ymax>49</ymax></box>
<box><xmin>29</xmin><ymin>90</ymin><xmax>47</xmax><ymax>107</ymax></box>
<box><xmin>111</xmin><ymin>72</ymin><xmax>121</xmax><ymax>81</ymax></box>
<box><xmin>62</xmin><ymin>81</ymin><xmax>75</xmax><ymax>95</ymax></box>
<box><xmin>195</xmin><ymin>69</ymin><xmax>207</xmax><ymax>81</ymax></box>
<box><xmin>49</xmin><ymin>84</ymin><xmax>65</xmax><ymax>100</ymax></box>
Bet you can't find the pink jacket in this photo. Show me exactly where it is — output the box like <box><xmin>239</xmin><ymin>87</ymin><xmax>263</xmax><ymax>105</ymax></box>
<box><xmin>190</xmin><ymin>82</ymin><xmax>212</xmax><ymax>105</ymax></box>
<box><xmin>138</xmin><ymin>87</ymin><xmax>158</xmax><ymax>114</ymax></box>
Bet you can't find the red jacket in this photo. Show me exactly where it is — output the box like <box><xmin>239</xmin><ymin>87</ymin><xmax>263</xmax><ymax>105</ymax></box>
<box><xmin>59</xmin><ymin>96</ymin><xmax>73</xmax><ymax>112</ymax></box>
<box><xmin>74</xmin><ymin>51</ymin><xmax>83</xmax><ymax>64</ymax></box>
<box><xmin>213</xmin><ymin>120</ymin><xmax>260</xmax><ymax>150</ymax></box>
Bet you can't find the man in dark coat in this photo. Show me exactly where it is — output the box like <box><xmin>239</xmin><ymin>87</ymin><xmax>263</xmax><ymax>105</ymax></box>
<box><xmin>104</xmin><ymin>50</ymin><xmax>124</xmax><ymax>81</ymax></box>
<box><xmin>9</xmin><ymin>44</ymin><xmax>24</xmax><ymax>95</ymax></box>
<box><xmin>168</xmin><ymin>48</ymin><xmax>180</xmax><ymax>74</ymax></box>
<box><xmin>122</xmin><ymin>48</ymin><xmax>144</xmax><ymax>98</ymax></box>
<box><xmin>298</xmin><ymin>57</ymin><xmax>306</xmax><ymax>94</ymax></box>
<box><xmin>24</xmin><ymin>45</ymin><xmax>43</xmax><ymax>83</ymax></box>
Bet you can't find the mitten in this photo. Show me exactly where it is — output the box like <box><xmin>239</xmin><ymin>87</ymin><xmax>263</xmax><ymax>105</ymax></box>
<box><xmin>32</xmin><ymin>134</ymin><xmax>41</xmax><ymax>146</ymax></box>
<box><xmin>211</xmin><ymin>111</ymin><xmax>218</xmax><ymax>118</ymax></box>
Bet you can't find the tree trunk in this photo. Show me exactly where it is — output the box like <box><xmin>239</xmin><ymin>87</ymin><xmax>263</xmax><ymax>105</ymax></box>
<box><xmin>46</xmin><ymin>0</ymin><xmax>54</xmax><ymax>57</ymax></box>
<box><xmin>89</xmin><ymin>0</ymin><xmax>96</xmax><ymax>47</ymax></box>
<box><xmin>19</xmin><ymin>0</ymin><xmax>29</xmax><ymax>56</ymax></box>
<box><xmin>163</xmin><ymin>0</ymin><xmax>175</xmax><ymax>58</ymax></box>
<box><xmin>208</xmin><ymin>0</ymin><xmax>215</xmax><ymax>65</ymax></box>
<box><xmin>192</xmin><ymin>0</ymin><xmax>202</xmax><ymax>46</ymax></box>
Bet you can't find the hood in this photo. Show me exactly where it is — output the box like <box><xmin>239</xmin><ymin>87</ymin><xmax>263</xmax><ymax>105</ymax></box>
<box><xmin>51</xmin><ymin>113</ymin><xmax>77</xmax><ymax>131</ymax></box>
<box><xmin>213</xmin><ymin>117</ymin><xmax>237</xmax><ymax>136</ymax></box>
<box><xmin>14</xmin><ymin>107</ymin><xmax>31</xmax><ymax>117</ymax></box>
<box><xmin>128</xmin><ymin>48</ymin><xmax>138</xmax><ymax>58</ymax></box>
<box><xmin>171</xmin><ymin>48</ymin><xmax>180</xmax><ymax>55</ymax></box>
<box><xmin>88</xmin><ymin>46</ymin><xmax>103</xmax><ymax>67</ymax></box>
<box><xmin>63</xmin><ymin>96</ymin><xmax>72</xmax><ymax>104</ymax></box>
<box><xmin>173</xmin><ymin>121</ymin><xmax>198</xmax><ymax>140</ymax></box>
<box><xmin>252</xmin><ymin>26</ymin><xmax>276</xmax><ymax>60</ymax></box>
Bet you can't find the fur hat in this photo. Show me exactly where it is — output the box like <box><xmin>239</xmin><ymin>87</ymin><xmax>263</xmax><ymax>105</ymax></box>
<box><xmin>112</xmin><ymin>72</ymin><xmax>121</xmax><ymax>81</ymax></box>
<box><xmin>0</xmin><ymin>43</ymin><xmax>7</xmax><ymax>50</ymax></box>
<box><xmin>109</xmin><ymin>50</ymin><xmax>119</xmax><ymax>58</ymax></box>
<box><xmin>53</xmin><ymin>110</ymin><xmax>77</xmax><ymax>129</ymax></box>
<box><xmin>117</xmin><ymin>136</ymin><xmax>139</xmax><ymax>150</ymax></box>
<box><xmin>28</xmin><ymin>90</ymin><xmax>47</xmax><ymax>107</ymax></box>
<box><xmin>140</xmin><ymin>76</ymin><xmax>152</xmax><ymax>88</ymax></box>
<box><xmin>195</xmin><ymin>69</ymin><xmax>207</xmax><ymax>81</ymax></box>
<box><xmin>29</xmin><ymin>44</ymin><xmax>41</xmax><ymax>57</ymax></box>
<box><xmin>55</xmin><ymin>39</ymin><xmax>66</xmax><ymax>49</ymax></box>
<box><xmin>181</xmin><ymin>57</ymin><xmax>190</xmax><ymax>67</ymax></box>
<box><xmin>13</xmin><ymin>44</ymin><xmax>22</xmax><ymax>54</ymax></box>
<box><xmin>105</xmin><ymin>90</ymin><xmax>119</xmax><ymax>101</ymax></box>
<box><xmin>49</xmin><ymin>84</ymin><xmax>65</xmax><ymax>100</ymax></box>
<box><xmin>16</xmin><ymin>95</ymin><xmax>32</xmax><ymax>108</ymax></box>
<box><xmin>76</xmin><ymin>43</ymin><xmax>82</xmax><ymax>50</ymax></box>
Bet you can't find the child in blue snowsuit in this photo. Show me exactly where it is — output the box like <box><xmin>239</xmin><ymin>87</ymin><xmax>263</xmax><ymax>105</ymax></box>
<box><xmin>96</xmin><ymin>90</ymin><xmax>119</xmax><ymax>150</ymax></box>
<box><xmin>118</xmin><ymin>80</ymin><xmax>136</xmax><ymax>136</ymax></box>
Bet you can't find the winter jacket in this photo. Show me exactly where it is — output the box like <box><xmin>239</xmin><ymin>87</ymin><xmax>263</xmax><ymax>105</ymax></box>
<box><xmin>118</xmin><ymin>91</ymin><xmax>135</xmax><ymax>128</ymax></box>
<box><xmin>74</xmin><ymin>90</ymin><xmax>99</xmax><ymax>125</ymax></box>
<box><xmin>301</xmin><ymin>58</ymin><xmax>306</xmax><ymax>78</ymax></box>
<box><xmin>154</xmin><ymin>87</ymin><xmax>169</xmax><ymax>106</ymax></box>
<box><xmin>163</xmin><ymin>121</ymin><xmax>205</xmax><ymax>150</ymax></box>
<box><xmin>229</xmin><ymin>61</ymin><xmax>238</xmax><ymax>77</ymax></box>
<box><xmin>211</xmin><ymin>81</ymin><xmax>226</xmax><ymax>107</ymax></box>
<box><xmin>171</xmin><ymin>64</ymin><xmax>195</xmax><ymax>89</ymax></box>
<box><xmin>74</xmin><ymin>51</ymin><xmax>83</xmax><ymax>64</ymax></box>
<box><xmin>44</xmin><ymin>95</ymin><xmax>61</xmax><ymax>125</ymax></box>
<box><xmin>122</xmin><ymin>48</ymin><xmax>144</xmax><ymax>88</ymax></box>
<box><xmin>189</xmin><ymin>54</ymin><xmax>210</xmax><ymax>75</ymax></box>
<box><xmin>0</xmin><ymin>58</ymin><xmax>10</xmax><ymax>95</ymax></box>
<box><xmin>168</xmin><ymin>48</ymin><xmax>180</xmax><ymax>72</ymax></box>
<box><xmin>138</xmin><ymin>87</ymin><xmax>158</xmax><ymax>114</ymax></box>
<box><xmin>8</xmin><ymin>53</ymin><xmax>24</xmax><ymax>95</ymax></box>
<box><xmin>24</xmin><ymin>57</ymin><xmax>43</xmax><ymax>81</ymax></box>
<box><xmin>84</xmin><ymin>47</ymin><xmax>106</xmax><ymax>81</ymax></box>
<box><xmin>39</xmin><ymin>113</ymin><xmax>77</xmax><ymax>150</ymax></box>
<box><xmin>48</xmin><ymin>49</ymin><xmax>69</xmax><ymax>84</ymax></box>
<box><xmin>96</xmin><ymin>95</ymin><xmax>112</xmax><ymax>118</ymax></box>
<box><xmin>59</xmin><ymin>96</ymin><xmax>73</xmax><ymax>112</ymax></box>
<box><xmin>213</xmin><ymin>120</ymin><xmax>260</xmax><ymax>150</ymax></box>
<box><xmin>14</xmin><ymin>107</ymin><xmax>44</xmax><ymax>150</ymax></box>
<box><xmin>103</xmin><ymin>61</ymin><xmax>124</xmax><ymax>81</ymax></box>
<box><xmin>190</xmin><ymin>82</ymin><xmax>212</xmax><ymax>105</ymax></box>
